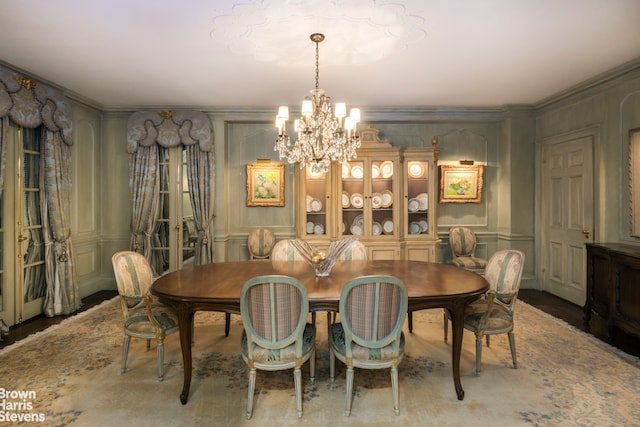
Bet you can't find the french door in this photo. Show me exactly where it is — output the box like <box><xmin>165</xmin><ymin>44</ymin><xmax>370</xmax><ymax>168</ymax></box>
<box><xmin>151</xmin><ymin>146</ymin><xmax>195</xmax><ymax>275</ymax></box>
<box><xmin>0</xmin><ymin>125</ymin><xmax>46</xmax><ymax>326</ymax></box>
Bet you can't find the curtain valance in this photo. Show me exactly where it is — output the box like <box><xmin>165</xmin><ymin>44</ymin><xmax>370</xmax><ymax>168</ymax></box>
<box><xmin>127</xmin><ymin>110</ymin><xmax>214</xmax><ymax>153</ymax></box>
<box><xmin>0</xmin><ymin>65</ymin><xmax>73</xmax><ymax>145</ymax></box>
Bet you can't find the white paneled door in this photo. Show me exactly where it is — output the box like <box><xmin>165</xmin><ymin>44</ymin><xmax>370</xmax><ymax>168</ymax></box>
<box><xmin>541</xmin><ymin>135</ymin><xmax>594</xmax><ymax>306</ymax></box>
<box><xmin>0</xmin><ymin>126</ymin><xmax>46</xmax><ymax>327</ymax></box>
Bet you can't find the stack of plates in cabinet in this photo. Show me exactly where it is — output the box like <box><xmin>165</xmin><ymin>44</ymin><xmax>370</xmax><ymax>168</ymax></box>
<box><xmin>371</xmin><ymin>192</ymin><xmax>383</xmax><ymax>209</ymax></box>
<box><xmin>342</xmin><ymin>191</ymin><xmax>350</xmax><ymax>208</ymax></box>
<box><xmin>382</xmin><ymin>217</ymin><xmax>394</xmax><ymax>234</ymax></box>
<box><xmin>350</xmin><ymin>193</ymin><xmax>364</xmax><ymax>209</ymax></box>
<box><xmin>416</xmin><ymin>193</ymin><xmax>428</xmax><ymax>210</ymax></box>
<box><xmin>372</xmin><ymin>221</ymin><xmax>382</xmax><ymax>235</ymax></box>
<box><xmin>306</xmin><ymin>221</ymin><xmax>325</xmax><ymax>234</ymax></box>
<box><xmin>350</xmin><ymin>214</ymin><xmax>364</xmax><ymax>236</ymax></box>
<box><xmin>381</xmin><ymin>190</ymin><xmax>393</xmax><ymax>208</ymax></box>
<box><xmin>306</xmin><ymin>196</ymin><xmax>322</xmax><ymax>212</ymax></box>
<box><xmin>408</xmin><ymin>219</ymin><xmax>428</xmax><ymax>234</ymax></box>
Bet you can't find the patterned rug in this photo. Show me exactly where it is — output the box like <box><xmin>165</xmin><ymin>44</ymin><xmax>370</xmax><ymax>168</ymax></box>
<box><xmin>0</xmin><ymin>297</ymin><xmax>638</xmax><ymax>426</ymax></box>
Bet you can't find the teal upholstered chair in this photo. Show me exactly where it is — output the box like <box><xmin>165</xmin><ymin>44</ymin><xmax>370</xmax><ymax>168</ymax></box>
<box><xmin>329</xmin><ymin>275</ymin><xmax>408</xmax><ymax>416</ymax></box>
<box><xmin>449</xmin><ymin>226</ymin><xmax>488</xmax><ymax>273</ymax></box>
<box><xmin>444</xmin><ymin>249</ymin><xmax>525</xmax><ymax>375</ymax></box>
<box><xmin>240</xmin><ymin>275</ymin><xmax>316</xmax><ymax>419</ymax></box>
<box><xmin>111</xmin><ymin>251</ymin><xmax>179</xmax><ymax>381</ymax></box>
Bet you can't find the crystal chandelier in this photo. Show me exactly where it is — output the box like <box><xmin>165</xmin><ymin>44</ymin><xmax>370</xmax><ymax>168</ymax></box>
<box><xmin>275</xmin><ymin>33</ymin><xmax>361</xmax><ymax>174</ymax></box>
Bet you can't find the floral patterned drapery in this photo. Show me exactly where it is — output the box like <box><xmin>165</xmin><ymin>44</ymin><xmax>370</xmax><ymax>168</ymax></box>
<box><xmin>126</xmin><ymin>110</ymin><xmax>215</xmax><ymax>269</ymax></box>
<box><xmin>0</xmin><ymin>65</ymin><xmax>80</xmax><ymax>317</ymax></box>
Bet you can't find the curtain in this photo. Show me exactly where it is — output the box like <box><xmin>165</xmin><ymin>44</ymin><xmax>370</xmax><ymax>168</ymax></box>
<box><xmin>186</xmin><ymin>144</ymin><xmax>215</xmax><ymax>264</ymax></box>
<box><xmin>127</xmin><ymin>110</ymin><xmax>215</xmax><ymax>268</ymax></box>
<box><xmin>0</xmin><ymin>65</ymin><xmax>79</xmax><ymax>316</ymax></box>
<box><xmin>42</xmin><ymin>130</ymin><xmax>80</xmax><ymax>316</ymax></box>
<box><xmin>128</xmin><ymin>144</ymin><xmax>162</xmax><ymax>272</ymax></box>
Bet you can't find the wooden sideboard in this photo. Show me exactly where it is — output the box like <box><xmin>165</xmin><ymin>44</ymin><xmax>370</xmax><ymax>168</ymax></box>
<box><xmin>584</xmin><ymin>243</ymin><xmax>640</xmax><ymax>345</ymax></box>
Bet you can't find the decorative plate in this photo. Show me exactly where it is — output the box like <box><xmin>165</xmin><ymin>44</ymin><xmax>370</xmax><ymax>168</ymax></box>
<box><xmin>305</xmin><ymin>195</ymin><xmax>313</xmax><ymax>212</ymax></box>
<box><xmin>311</xmin><ymin>198</ymin><xmax>322</xmax><ymax>212</ymax></box>
<box><xmin>407</xmin><ymin>161</ymin><xmax>425</xmax><ymax>178</ymax></box>
<box><xmin>342</xmin><ymin>163</ymin><xmax>351</xmax><ymax>179</ymax></box>
<box><xmin>371</xmin><ymin>164</ymin><xmax>380</xmax><ymax>179</ymax></box>
<box><xmin>350</xmin><ymin>193</ymin><xmax>364</xmax><ymax>209</ymax></box>
<box><xmin>313</xmin><ymin>223</ymin><xmax>325</xmax><ymax>234</ymax></box>
<box><xmin>307</xmin><ymin>166</ymin><xmax>324</xmax><ymax>179</ymax></box>
<box><xmin>371</xmin><ymin>192</ymin><xmax>383</xmax><ymax>209</ymax></box>
<box><xmin>353</xmin><ymin>214</ymin><xmax>364</xmax><ymax>225</ymax></box>
<box><xmin>382</xmin><ymin>218</ymin><xmax>394</xmax><ymax>234</ymax></box>
<box><xmin>341</xmin><ymin>191</ymin><xmax>351</xmax><ymax>208</ymax></box>
<box><xmin>418</xmin><ymin>219</ymin><xmax>428</xmax><ymax>233</ymax></box>
<box><xmin>350</xmin><ymin>165</ymin><xmax>364</xmax><ymax>179</ymax></box>
<box><xmin>408</xmin><ymin>221</ymin><xmax>421</xmax><ymax>234</ymax></box>
<box><xmin>381</xmin><ymin>190</ymin><xmax>393</xmax><ymax>208</ymax></box>
<box><xmin>350</xmin><ymin>223</ymin><xmax>363</xmax><ymax>236</ymax></box>
<box><xmin>380</xmin><ymin>161</ymin><xmax>393</xmax><ymax>178</ymax></box>
<box><xmin>306</xmin><ymin>221</ymin><xmax>314</xmax><ymax>234</ymax></box>
<box><xmin>408</xmin><ymin>198</ymin><xmax>420</xmax><ymax>212</ymax></box>
<box><xmin>372</xmin><ymin>221</ymin><xmax>382</xmax><ymax>235</ymax></box>
<box><xmin>416</xmin><ymin>193</ymin><xmax>429</xmax><ymax>210</ymax></box>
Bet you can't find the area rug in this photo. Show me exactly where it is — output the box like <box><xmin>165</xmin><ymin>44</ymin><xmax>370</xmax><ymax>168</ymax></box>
<box><xmin>0</xmin><ymin>297</ymin><xmax>638</xmax><ymax>426</ymax></box>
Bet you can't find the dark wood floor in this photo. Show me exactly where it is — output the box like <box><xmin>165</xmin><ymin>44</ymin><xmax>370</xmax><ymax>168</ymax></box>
<box><xmin>1</xmin><ymin>289</ymin><xmax>638</xmax><ymax>357</ymax></box>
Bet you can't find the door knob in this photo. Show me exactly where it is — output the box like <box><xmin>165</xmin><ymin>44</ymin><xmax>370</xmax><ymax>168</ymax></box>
<box><xmin>582</xmin><ymin>230</ymin><xmax>590</xmax><ymax>239</ymax></box>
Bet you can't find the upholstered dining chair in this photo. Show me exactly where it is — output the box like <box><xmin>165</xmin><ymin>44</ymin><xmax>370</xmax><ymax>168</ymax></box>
<box><xmin>329</xmin><ymin>275</ymin><xmax>408</xmax><ymax>416</ymax></box>
<box><xmin>449</xmin><ymin>226</ymin><xmax>488</xmax><ymax>273</ymax></box>
<box><xmin>240</xmin><ymin>275</ymin><xmax>316</xmax><ymax>419</ymax></box>
<box><xmin>443</xmin><ymin>249</ymin><xmax>525</xmax><ymax>376</ymax></box>
<box><xmin>336</xmin><ymin>240</ymin><xmax>368</xmax><ymax>261</ymax></box>
<box><xmin>219</xmin><ymin>228</ymin><xmax>278</xmax><ymax>337</ymax></box>
<box><xmin>111</xmin><ymin>251</ymin><xmax>179</xmax><ymax>381</ymax></box>
<box><xmin>247</xmin><ymin>228</ymin><xmax>276</xmax><ymax>260</ymax></box>
<box><xmin>270</xmin><ymin>239</ymin><xmax>307</xmax><ymax>261</ymax></box>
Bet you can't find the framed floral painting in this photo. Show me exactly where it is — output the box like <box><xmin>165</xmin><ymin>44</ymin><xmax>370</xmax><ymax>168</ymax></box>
<box><xmin>246</xmin><ymin>162</ymin><xmax>285</xmax><ymax>206</ymax></box>
<box><xmin>439</xmin><ymin>164</ymin><xmax>484</xmax><ymax>203</ymax></box>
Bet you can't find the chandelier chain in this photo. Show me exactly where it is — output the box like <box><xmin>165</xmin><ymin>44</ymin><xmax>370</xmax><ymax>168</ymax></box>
<box><xmin>315</xmin><ymin>40</ymin><xmax>320</xmax><ymax>91</ymax></box>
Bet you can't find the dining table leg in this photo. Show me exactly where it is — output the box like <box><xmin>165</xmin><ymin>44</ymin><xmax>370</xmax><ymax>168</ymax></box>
<box><xmin>448</xmin><ymin>301</ymin><xmax>467</xmax><ymax>400</ymax></box>
<box><xmin>175</xmin><ymin>303</ymin><xmax>195</xmax><ymax>404</ymax></box>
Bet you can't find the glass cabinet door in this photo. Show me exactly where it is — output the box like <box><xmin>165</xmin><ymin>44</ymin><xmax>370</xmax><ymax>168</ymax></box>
<box><xmin>405</xmin><ymin>159</ymin><xmax>431</xmax><ymax>237</ymax></box>
<box><xmin>340</xmin><ymin>160</ymin><xmax>365</xmax><ymax>237</ymax></box>
<box><xmin>370</xmin><ymin>159</ymin><xmax>396</xmax><ymax>238</ymax></box>
<box><xmin>302</xmin><ymin>165</ymin><xmax>330</xmax><ymax>238</ymax></box>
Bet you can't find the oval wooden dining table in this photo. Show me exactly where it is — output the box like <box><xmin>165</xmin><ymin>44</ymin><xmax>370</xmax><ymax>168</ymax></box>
<box><xmin>151</xmin><ymin>259</ymin><xmax>488</xmax><ymax>405</ymax></box>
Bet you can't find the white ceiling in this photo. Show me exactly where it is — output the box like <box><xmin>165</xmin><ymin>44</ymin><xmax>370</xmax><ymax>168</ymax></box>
<box><xmin>1</xmin><ymin>0</ymin><xmax>639</xmax><ymax>109</ymax></box>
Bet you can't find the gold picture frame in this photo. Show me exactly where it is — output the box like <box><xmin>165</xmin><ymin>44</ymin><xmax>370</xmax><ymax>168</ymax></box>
<box><xmin>439</xmin><ymin>164</ymin><xmax>484</xmax><ymax>203</ymax></box>
<box><xmin>246</xmin><ymin>162</ymin><xmax>285</xmax><ymax>206</ymax></box>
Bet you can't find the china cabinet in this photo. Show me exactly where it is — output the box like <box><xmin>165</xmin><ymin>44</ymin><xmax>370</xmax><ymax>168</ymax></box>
<box><xmin>296</xmin><ymin>126</ymin><xmax>439</xmax><ymax>261</ymax></box>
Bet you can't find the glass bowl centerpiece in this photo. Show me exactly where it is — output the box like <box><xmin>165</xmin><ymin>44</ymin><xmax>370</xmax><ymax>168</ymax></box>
<box><xmin>289</xmin><ymin>238</ymin><xmax>358</xmax><ymax>277</ymax></box>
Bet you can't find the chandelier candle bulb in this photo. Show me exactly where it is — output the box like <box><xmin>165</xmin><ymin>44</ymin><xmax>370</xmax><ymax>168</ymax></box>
<box><xmin>335</xmin><ymin>102</ymin><xmax>347</xmax><ymax>118</ymax></box>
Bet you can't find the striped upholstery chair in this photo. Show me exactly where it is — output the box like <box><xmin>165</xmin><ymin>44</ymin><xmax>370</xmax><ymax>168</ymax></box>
<box><xmin>336</xmin><ymin>240</ymin><xmax>368</xmax><ymax>261</ymax></box>
<box><xmin>270</xmin><ymin>239</ymin><xmax>307</xmax><ymax>261</ymax></box>
<box><xmin>247</xmin><ymin>228</ymin><xmax>275</xmax><ymax>260</ymax></box>
<box><xmin>449</xmin><ymin>226</ymin><xmax>488</xmax><ymax>273</ymax></box>
<box><xmin>240</xmin><ymin>275</ymin><xmax>316</xmax><ymax>419</ymax></box>
<box><xmin>443</xmin><ymin>249</ymin><xmax>525</xmax><ymax>375</ymax></box>
<box><xmin>111</xmin><ymin>251</ymin><xmax>178</xmax><ymax>381</ymax></box>
<box><xmin>329</xmin><ymin>275</ymin><xmax>408</xmax><ymax>416</ymax></box>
